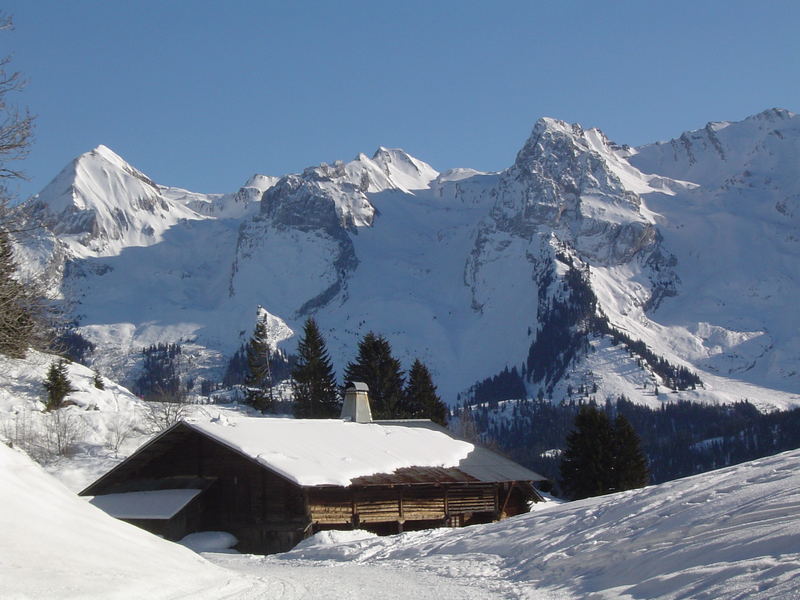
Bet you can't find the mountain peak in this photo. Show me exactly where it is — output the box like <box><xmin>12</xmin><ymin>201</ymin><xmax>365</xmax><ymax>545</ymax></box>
<box><xmin>533</xmin><ymin>116</ymin><xmax>583</xmax><ymax>137</ymax></box>
<box><xmin>22</xmin><ymin>145</ymin><xmax>202</xmax><ymax>257</ymax></box>
<box><xmin>90</xmin><ymin>143</ymin><xmax>121</xmax><ymax>159</ymax></box>
<box><xmin>751</xmin><ymin>107</ymin><xmax>795</xmax><ymax>122</ymax></box>
<box><xmin>631</xmin><ymin>107</ymin><xmax>800</xmax><ymax>188</ymax></box>
<box><xmin>515</xmin><ymin>117</ymin><xmax>607</xmax><ymax>171</ymax></box>
<box><xmin>370</xmin><ymin>146</ymin><xmax>416</xmax><ymax>166</ymax></box>
<box><xmin>81</xmin><ymin>144</ymin><xmax>131</xmax><ymax>171</ymax></box>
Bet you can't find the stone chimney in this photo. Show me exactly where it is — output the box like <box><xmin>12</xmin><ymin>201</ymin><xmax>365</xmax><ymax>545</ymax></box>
<box><xmin>341</xmin><ymin>382</ymin><xmax>372</xmax><ymax>423</ymax></box>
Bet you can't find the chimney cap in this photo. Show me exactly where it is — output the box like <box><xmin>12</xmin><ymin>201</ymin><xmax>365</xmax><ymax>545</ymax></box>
<box><xmin>346</xmin><ymin>381</ymin><xmax>369</xmax><ymax>392</ymax></box>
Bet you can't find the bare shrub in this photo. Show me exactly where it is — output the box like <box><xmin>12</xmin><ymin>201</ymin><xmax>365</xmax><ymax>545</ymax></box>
<box><xmin>143</xmin><ymin>390</ymin><xmax>191</xmax><ymax>434</ymax></box>
<box><xmin>41</xmin><ymin>407</ymin><xmax>86</xmax><ymax>458</ymax></box>
<box><xmin>1</xmin><ymin>409</ymin><xmax>40</xmax><ymax>458</ymax></box>
<box><xmin>106</xmin><ymin>409</ymin><xmax>136</xmax><ymax>457</ymax></box>
<box><xmin>1</xmin><ymin>407</ymin><xmax>86</xmax><ymax>462</ymax></box>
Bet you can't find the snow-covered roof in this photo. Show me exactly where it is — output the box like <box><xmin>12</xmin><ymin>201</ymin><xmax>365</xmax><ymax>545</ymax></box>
<box><xmin>81</xmin><ymin>416</ymin><xmax>545</xmax><ymax>494</ymax></box>
<box><xmin>89</xmin><ymin>489</ymin><xmax>201</xmax><ymax>519</ymax></box>
<box><xmin>187</xmin><ymin>417</ymin><xmax>477</xmax><ymax>487</ymax></box>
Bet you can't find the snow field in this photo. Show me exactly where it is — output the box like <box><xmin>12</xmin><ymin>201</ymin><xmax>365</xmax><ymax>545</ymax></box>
<box><xmin>209</xmin><ymin>448</ymin><xmax>800</xmax><ymax>599</ymax></box>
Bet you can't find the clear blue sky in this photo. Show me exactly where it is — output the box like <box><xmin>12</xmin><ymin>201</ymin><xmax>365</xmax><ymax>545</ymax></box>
<box><xmin>3</xmin><ymin>0</ymin><xmax>799</xmax><ymax>200</ymax></box>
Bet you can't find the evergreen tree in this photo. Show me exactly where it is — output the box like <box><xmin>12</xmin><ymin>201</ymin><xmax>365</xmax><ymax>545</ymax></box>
<box><xmin>560</xmin><ymin>405</ymin><xmax>650</xmax><ymax>500</ymax></box>
<box><xmin>291</xmin><ymin>317</ymin><xmax>340</xmax><ymax>418</ymax></box>
<box><xmin>559</xmin><ymin>404</ymin><xmax>615</xmax><ymax>500</ymax></box>
<box><xmin>404</xmin><ymin>358</ymin><xmax>448</xmax><ymax>425</ymax></box>
<box><xmin>343</xmin><ymin>332</ymin><xmax>404</xmax><ymax>419</ymax></box>
<box><xmin>222</xmin><ymin>344</ymin><xmax>248</xmax><ymax>387</ymax></box>
<box><xmin>134</xmin><ymin>343</ymin><xmax>182</xmax><ymax>400</ymax></box>
<box><xmin>43</xmin><ymin>359</ymin><xmax>75</xmax><ymax>411</ymax></box>
<box><xmin>612</xmin><ymin>414</ymin><xmax>649</xmax><ymax>491</ymax></box>
<box><xmin>0</xmin><ymin>229</ymin><xmax>36</xmax><ymax>358</ymax></box>
<box><xmin>245</xmin><ymin>309</ymin><xmax>274</xmax><ymax>413</ymax></box>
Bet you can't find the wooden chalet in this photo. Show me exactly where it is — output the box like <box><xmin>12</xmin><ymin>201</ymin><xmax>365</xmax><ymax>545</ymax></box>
<box><xmin>81</xmin><ymin>384</ymin><xmax>545</xmax><ymax>555</ymax></box>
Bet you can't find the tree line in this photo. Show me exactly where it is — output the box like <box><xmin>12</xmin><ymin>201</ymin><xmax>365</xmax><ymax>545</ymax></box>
<box><xmin>464</xmin><ymin>394</ymin><xmax>800</xmax><ymax>496</ymax></box>
<box><xmin>526</xmin><ymin>257</ymin><xmax>702</xmax><ymax>394</ymax></box>
<box><xmin>232</xmin><ymin>312</ymin><xmax>448</xmax><ymax>425</ymax></box>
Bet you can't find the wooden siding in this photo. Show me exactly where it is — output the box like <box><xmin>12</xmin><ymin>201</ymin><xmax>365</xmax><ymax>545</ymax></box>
<box><xmin>307</xmin><ymin>483</ymin><xmax>499</xmax><ymax>529</ymax></box>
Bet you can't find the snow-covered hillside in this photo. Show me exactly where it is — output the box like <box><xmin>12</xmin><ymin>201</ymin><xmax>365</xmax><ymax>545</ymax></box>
<box><xmin>0</xmin><ymin>442</ymin><xmax>259</xmax><ymax>599</ymax></box>
<box><xmin>11</xmin><ymin>108</ymin><xmax>800</xmax><ymax>409</ymax></box>
<box><xmin>211</xmin><ymin>447</ymin><xmax>800</xmax><ymax>599</ymax></box>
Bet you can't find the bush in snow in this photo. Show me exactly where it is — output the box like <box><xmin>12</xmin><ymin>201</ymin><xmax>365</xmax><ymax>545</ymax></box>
<box><xmin>142</xmin><ymin>392</ymin><xmax>190</xmax><ymax>434</ymax></box>
<box><xmin>1</xmin><ymin>407</ymin><xmax>86</xmax><ymax>461</ymax></box>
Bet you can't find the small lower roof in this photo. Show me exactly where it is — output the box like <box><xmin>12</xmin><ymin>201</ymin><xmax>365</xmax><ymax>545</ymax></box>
<box><xmin>89</xmin><ymin>489</ymin><xmax>201</xmax><ymax>520</ymax></box>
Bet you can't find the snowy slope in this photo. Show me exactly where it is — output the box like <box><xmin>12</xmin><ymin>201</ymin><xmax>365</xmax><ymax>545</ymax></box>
<box><xmin>626</xmin><ymin>108</ymin><xmax>800</xmax><ymax>392</ymax></box>
<box><xmin>10</xmin><ymin>109</ymin><xmax>800</xmax><ymax>409</ymax></box>
<box><xmin>0</xmin><ymin>442</ymin><xmax>260</xmax><ymax>599</ymax></box>
<box><xmin>212</xmin><ymin>448</ymin><xmax>800</xmax><ymax>600</ymax></box>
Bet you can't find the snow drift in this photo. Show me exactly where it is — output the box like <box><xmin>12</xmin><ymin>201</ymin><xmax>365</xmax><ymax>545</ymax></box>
<box><xmin>0</xmin><ymin>443</ymin><xmax>254</xmax><ymax>599</ymax></box>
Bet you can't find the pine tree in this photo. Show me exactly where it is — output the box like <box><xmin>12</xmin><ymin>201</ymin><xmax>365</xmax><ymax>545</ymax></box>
<box><xmin>245</xmin><ymin>309</ymin><xmax>273</xmax><ymax>413</ymax></box>
<box><xmin>135</xmin><ymin>343</ymin><xmax>182</xmax><ymax>400</ymax></box>
<box><xmin>343</xmin><ymin>332</ymin><xmax>404</xmax><ymax>419</ymax></box>
<box><xmin>43</xmin><ymin>359</ymin><xmax>75</xmax><ymax>411</ymax></box>
<box><xmin>559</xmin><ymin>404</ymin><xmax>615</xmax><ymax>500</ymax></box>
<box><xmin>0</xmin><ymin>229</ymin><xmax>36</xmax><ymax>358</ymax></box>
<box><xmin>291</xmin><ymin>317</ymin><xmax>340</xmax><ymax>418</ymax></box>
<box><xmin>612</xmin><ymin>414</ymin><xmax>649</xmax><ymax>491</ymax></box>
<box><xmin>404</xmin><ymin>359</ymin><xmax>448</xmax><ymax>425</ymax></box>
<box><xmin>222</xmin><ymin>344</ymin><xmax>248</xmax><ymax>387</ymax></box>
<box><xmin>560</xmin><ymin>405</ymin><xmax>650</xmax><ymax>500</ymax></box>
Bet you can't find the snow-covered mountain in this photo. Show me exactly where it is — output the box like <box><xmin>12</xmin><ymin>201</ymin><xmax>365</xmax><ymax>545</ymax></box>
<box><xmin>12</xmin><ymin>109</ymin><xmax>800</xmax><ymax>409</ymax></box>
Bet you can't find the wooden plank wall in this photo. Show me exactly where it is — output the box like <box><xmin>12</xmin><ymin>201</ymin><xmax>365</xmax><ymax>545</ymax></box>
<box><xmin>117</xmin><ymin>428</ymin><xmax>311</xmax><ymax>554</ymax></box>
<box><xmin>307</xmin><ymin>483</ymin><xmax>499</xmax><ymax>528</ymax></box>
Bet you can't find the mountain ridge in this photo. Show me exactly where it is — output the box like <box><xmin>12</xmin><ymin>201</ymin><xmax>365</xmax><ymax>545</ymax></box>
<box><xmin>11</xmin><ymin>108</ymin><xmax>800</xmax><ymax>410</ymax></box>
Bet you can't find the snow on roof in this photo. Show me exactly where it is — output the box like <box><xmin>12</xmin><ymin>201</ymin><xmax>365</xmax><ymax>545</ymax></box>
<box><xmin>186</xmin><ymin>417</ymin><xmax>476</xmax><ymax>487</ymax></box>
<box><xmin>90</xmin><ymin>489</ymin><xmax>202</xmax><ymax>519</ymax></box>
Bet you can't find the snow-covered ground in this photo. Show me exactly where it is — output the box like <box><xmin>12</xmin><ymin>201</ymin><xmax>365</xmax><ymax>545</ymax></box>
<box><xmin>0</xmin><ymin>442</ymin><xmax>257</xmax><ymax>599</ymax></box>
<box><xmin>3</xmin><ymin>436</ymin><xmax>799</xmax><ymax>599</ymax></box>
<box><xmin>210</xmin><ymin>448</ymin><xmax>800</xmax><ymax>599</ymax></box>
